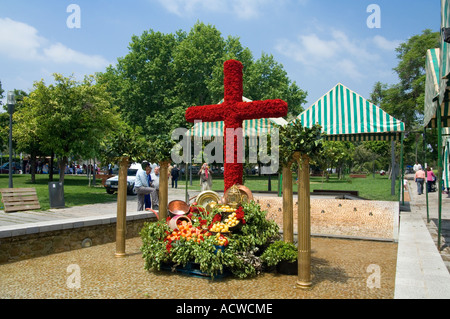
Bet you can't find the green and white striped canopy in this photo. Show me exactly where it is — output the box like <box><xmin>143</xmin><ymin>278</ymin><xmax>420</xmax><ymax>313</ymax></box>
<box><xmin>424</xmin><ymin>48</ymin><xmax>441</xmax><ymax>128</ymax></box>
<box><xmin>424</xmin><ymin>48</ymin><xmax>450</xmax><ymax>128</ymax></box>
<box><xmin>296</xmin><ymin>83</ymin><xmax>405</xmax><ymax>141</ymax></box>
<box><xmin>439</xmin><ymin>0</ymin><xmax>450</xmax><ymax>107</ymax></box>
<box><xmin>187</xmin><ymin>97</ymin><xmax>288</xmax><ymax>138</ymax></box>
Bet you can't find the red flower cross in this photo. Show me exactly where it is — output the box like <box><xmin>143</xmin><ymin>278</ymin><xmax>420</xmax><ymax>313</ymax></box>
<box><xmin>185</xmin><ymin>60</ymin><xmax>288</xmax><ymax>192</ymax></box>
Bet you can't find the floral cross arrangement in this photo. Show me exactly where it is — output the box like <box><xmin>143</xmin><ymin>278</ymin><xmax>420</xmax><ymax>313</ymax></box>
<box><xmin>185</xmin><ymin>59</ymin><xmax>288</xmax><ymax>192</ymax></box>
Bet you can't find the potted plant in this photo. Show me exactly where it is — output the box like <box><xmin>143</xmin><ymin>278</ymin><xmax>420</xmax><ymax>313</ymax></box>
<box><xmin>260</xmin><ymin>241</ymin><xmax>298</xmax><ymax>275</ymax></box>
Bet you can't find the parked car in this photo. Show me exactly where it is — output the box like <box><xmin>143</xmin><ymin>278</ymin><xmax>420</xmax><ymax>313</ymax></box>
<box><xmin>104</xmin><ymin>163</ymin><xmax>141</xmax><ymax>195</ymax></box>
<box><xmin>0</xmin><ymin>162</ymin><xmax>20</xmax><ymax>174</ymax></box>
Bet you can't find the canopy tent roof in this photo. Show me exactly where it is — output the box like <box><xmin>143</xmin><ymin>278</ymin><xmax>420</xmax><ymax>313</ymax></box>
<box><xmin>424</xmin><ymin>48</ymin><xmax>442</xmax><ymax>128</ymax></box>
<box><xmin>424</xmin><ymin>48</ymin><xmax>450</xmax><ymax>128</ymax></box>
<box><xmin>295</xmin><ymin>83</ymin><xmax>405</xmax><ymax>141</ymax></box>
<box><xmin>187</xmin><ymin>96</ymin><xmax>288</xmax><ymax>137</ymax></box>
<box><xmin>439</xmin><ymin>0</ymin><xmax>450</xmax><ymax>106</ymax></box>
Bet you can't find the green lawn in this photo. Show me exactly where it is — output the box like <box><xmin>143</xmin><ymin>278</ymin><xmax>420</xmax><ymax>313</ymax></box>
<box><xmin>0</xmin><ymin>172</ymin><xmax>400</xmax><ymax>211</ymax></box>
<box><xmin>0</xmin><ymin>174</ymin><xmax>116</xmax><ymax>211</ymax></box>
<box><xmin>183</xmin><ymin>173</ymin><xmax>400</xmax><ymax>201</ymax></box>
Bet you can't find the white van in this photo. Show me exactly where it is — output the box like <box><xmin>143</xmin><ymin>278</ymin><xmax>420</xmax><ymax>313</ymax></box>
<box><xmin>104</xmin><ymin>163</ymin><xmax>142</xmax><ymax>195</ymax></box>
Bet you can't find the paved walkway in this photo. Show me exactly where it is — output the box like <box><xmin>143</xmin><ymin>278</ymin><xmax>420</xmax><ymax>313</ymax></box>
<box><xmin>0</xmin><ymin>187</ymin><xmax>196</xmax><ymax>237</ymax></box>
<box><xmin>394</xmin><ymin>176</ymin><xmax>450</xmax><ymax>299</ymax></box>
<box><xmin>1</xmin><ymin>181</ymin><xmax>450</xmax><ymax>299</ymax></box>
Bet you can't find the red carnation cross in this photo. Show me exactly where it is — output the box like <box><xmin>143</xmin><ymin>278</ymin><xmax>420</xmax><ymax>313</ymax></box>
<box><xmin>185</xmin><ymin>59</ymin><xmax>288</xmax><ymax>192</ymax></box>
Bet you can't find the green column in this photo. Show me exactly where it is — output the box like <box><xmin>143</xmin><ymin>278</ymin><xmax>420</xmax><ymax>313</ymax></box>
<box><xmin>437</xmin><ymin>102</ymin><xmax>442</xmax><ymax>250</ymax></box>
<box><xmin>400</xmin><ymin>133</ymin><xmax>404</xmax><ymax>205</ymax></box>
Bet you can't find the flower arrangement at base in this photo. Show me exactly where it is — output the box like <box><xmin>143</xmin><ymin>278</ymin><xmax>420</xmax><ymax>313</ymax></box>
<box><xmin>140</xmin><ymin>200</ymin><xmax>280</xmax><ymax>279</ymax></box>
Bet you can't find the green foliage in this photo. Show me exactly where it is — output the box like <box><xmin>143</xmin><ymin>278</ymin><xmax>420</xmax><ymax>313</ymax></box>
<box><xmin>148</xmin><ymin>133</ymin><xmax>177</xmax><ymax>164</ymax></box>
<box><xmin>101</xmin><ymin>21</ymin><xmax>307</xmax><ymax>139</ymax></box>
<box><xmin>0</xmin><ymin>80</ymin><xmax>3</xmax><ymax>104</ymax></box>
<box><xmin>244</xmin><ymin>53</ymin><xmax>307</xmax><ymax>117</ymax></box>
<box><xmin>260</xmin><ymin>241</ymin><xmax>298</xmax><ymax>266</ymax></box>
<box><xmin>370</xmin><ymin>29</ymin><xmax>440</xmax><ymax>164</ymax></box>
<box><xmin>313</xmin><ymin>141</ymin><xmax>354</xmax><ymax>179</ymax></box>
<box><xmin>140</xmin><ymin>220</ymin><xmax>172</xmax><ymax>271</ymax></box>
<box><xmin>15</xmin><ymin>74</ymin><xmax>122</xmax><ymax>180</ymax></box>
<box><xmin>279</xmin><ymin>120</ymin><xmax>325</xmax><ymax>166</ymax></box>
<box><xmin>98</xmin><ymin>123</ymin><xmax>151</xmax><ymax>164</ymax></box>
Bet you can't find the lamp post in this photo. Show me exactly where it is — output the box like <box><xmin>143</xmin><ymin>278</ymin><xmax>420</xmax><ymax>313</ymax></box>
<box><xmin>7</xmin><ymin>91</ymin><xmax>16</xmax><ymax>188</ymax></box>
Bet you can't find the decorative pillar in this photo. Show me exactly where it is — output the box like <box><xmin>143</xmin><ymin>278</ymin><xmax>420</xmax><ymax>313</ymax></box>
<box><xmin>159</xmin><ymin>161</ymin><xmax>170</xmax><ymax>221</ymax></box>
<box><xmin>282</xmin><ymin>163</ymin><xmax>294</xmax><ymax>243</ymax></box>
<box><xmin>294</xmin><ymin>152</ymin><xmax>312</xmax><ymax>289</ymax></box>
<box><xmin>115</xmin><ymin>156</ymin><xmax>129</xmax><ymax>258</ymax></box>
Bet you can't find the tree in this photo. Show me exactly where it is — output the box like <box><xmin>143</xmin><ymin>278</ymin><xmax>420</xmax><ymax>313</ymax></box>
<box><xmin>370</xmin><ymin>29</ymin><xmax>440</xmax><ymax>165</ymax></box>
<box><xmin>15</xmin><ymin>74</ymin><xmax>120</xmax><ymax>182</ymax></box>
<box><xmin>245</xmin><ymin>53</ymin><xmax>307</xmax><ymax>118</ymax></box>
<box><xmin>313</xmin><ymin>141</ymin><xmax>353</xmax><ymax>181</ymax></box>
<box><xmin>173</xmin><ymin>22</ymin><xmax>225</xmax><ymax>107</ymax></box>
<box><xmin>0</xmin><ymin>81</ymin><xmax>4</xmax><ymax>107</ymax></box>
<box><xmin>14</xmin><ymin>81</ymin><xmax>50</xmax><ymax>183</ymax></box>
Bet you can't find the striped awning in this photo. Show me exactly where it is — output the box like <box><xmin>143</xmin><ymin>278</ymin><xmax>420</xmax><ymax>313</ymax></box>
<box><xmin>295</xmin><ymin>83</ymin><xmax>405</xmax><ymax>141</ymax></box>
<box><xmin>187</xmin><ymin>97</ymin><xmax>288</xmax><ymax>138</ymax></box>
<box><xmin>439</xmin><ymin>0</ymin><xmax>450</xmax><ymax>106</ymax></box>
<box><xmin>425</xmin><ymin>47</ymin><xmax>450</xmax><ymax>128</ymax></box>
<box><xmin>424</xmin><ymin>48</ymin><xmax>441</xmax><ymax>128</ymax></box>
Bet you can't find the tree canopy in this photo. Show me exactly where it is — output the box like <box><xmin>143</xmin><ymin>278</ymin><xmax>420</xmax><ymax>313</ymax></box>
<box><xmin>99</xmin><ymin>22</ymin><xmax>307</xmax><ymax>139</ymax></box>
<box><xmin>15</xmin><ymin>74</ymin><xmax>121</xmax><ymax>182</ymax></box>
<box><xmin>370</xmin><ymin>29</ymin><xmax>440</xmax><ymax>165</ymax></box>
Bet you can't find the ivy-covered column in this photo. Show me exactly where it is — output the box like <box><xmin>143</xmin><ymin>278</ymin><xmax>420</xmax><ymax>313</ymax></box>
<box><xmin>282</xmin><ymin>162</ymin><xmax>294</xmax><ymax>243</ymax></box>
<box><xmin>115</xmin><ymin>156</ymin><xmax>129</xmax><ymax>258</ymax></box>
<box><xmin>294</xmin><ymin>152</ymin><xmax>312</xmax><ymax>289</ymax></box>
<box><xmin>158</xmin><ymin>161</ymin><xmax>170</xmax><ymax>221</ymax></box>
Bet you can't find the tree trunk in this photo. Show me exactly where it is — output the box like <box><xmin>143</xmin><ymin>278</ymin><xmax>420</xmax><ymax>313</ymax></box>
<box><xmin>59</xmin><ymin>156</ymin><xmax>67</xmax><ymax>183</ymax></box>
<box><xmin>28</xmin><ymin>151</ymin><xmax>37</xmax><ymax>184</ymax></box>
<box><xmin>282</xmin><ymin>164</ymin><xmax>294</xmax><ymax>243</ymax></box>
<box><xmin>115</xmin><ymin>156</ymin><xmax>129</xmax><ymax>257</ymax></box>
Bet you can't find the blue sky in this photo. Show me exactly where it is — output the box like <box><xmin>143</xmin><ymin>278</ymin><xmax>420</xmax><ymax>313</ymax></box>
<box><xmin>0</xmin><ymin>0</ymin><xmax>441</xmax><ymax>111</ymax></box>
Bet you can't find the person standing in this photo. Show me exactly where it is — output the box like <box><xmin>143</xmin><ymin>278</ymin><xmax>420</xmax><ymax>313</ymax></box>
<box><xmin>144</xmin><ymin>172</ymin><xmax>152</xmax><ymax>210</ymax></box>
<box><xmin>135</xmin><ymin>161</ymin><xmax>155</xmax><ymax>211</ymax></box>
<box><xmin>150</xmin><ymin>166</ymin><xmax>160</xmax><ymax>209</ymax></box>
<box><xmin>426</xmin><ymin>167</ymin><xmax>437</xmax><ymax>193</ymax></box>
<box><xmin>198</xmin><ymin>163</ymin><xmax>213</xmax><ymax>191</ymax></box>
<box><xmin>415</xmin><ymin>166</ymin><xmax>426</xmax><ymax>195</ymax></box>
<box><xmin>171</xmin><ymin>164</ymin><xmax>179</xmax><ymax>188</ymax></box>
<box><xmin>413</xmin><ymin>162</ymin><xmax>422</xmax><ymax>172</ymax></box>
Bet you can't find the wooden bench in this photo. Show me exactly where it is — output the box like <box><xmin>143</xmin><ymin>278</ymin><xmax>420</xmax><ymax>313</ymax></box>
<box><xmin>349</xmin><ymin>174</ymin><xmax>367</xmax><ymax>178</ymax></box>
<box><xmin>0</xmin><ymin>188</ymin><xmax>41</xmax><ymax>213</ymax></box>
<box><xmin>312</xmin><ymin>189</ymin><xmax>359</xmax><ymax>197</ymax></box>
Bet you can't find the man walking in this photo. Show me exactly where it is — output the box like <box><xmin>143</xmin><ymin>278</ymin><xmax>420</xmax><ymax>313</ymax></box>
<box><xmin>414</xmin><ymin>166</ymin><xmax>426</xmax><ymax>195</ymax></box>
<box><xmin>134</xmin><ymin>161</ymin><xmax>155</xmax><ymax>211</ymax></box>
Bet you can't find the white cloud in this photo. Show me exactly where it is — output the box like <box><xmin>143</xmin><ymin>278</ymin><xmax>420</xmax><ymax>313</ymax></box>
<box><xmin>0</xmin><ymin>17</ymin><xmax>109</xmax><ymax>69</ymax></box>
<box><xmin>373</xmin><ymin>35</ymin><xmax>401</xmax><ymax>51</ymax></box>
<box><xmin>0</xmin><ymin>18</ymin><xmax>47</xmax><ymax>61</ymax></box>
<box><xmin>157</xmin><ymin>0</ymin><xmax>226</xmax><ymax>16</ymax></box>
<box><xmin>43</xmin><ymin>43</ymin><xmax>109</xmax><ymax>69</ymax></box>
<box><xmin>156</xmin><ymin>0</ymin><xmax>281</xmax><ymax>19</ymax></box>
<box><xmin>275</xmin><ymin>28</ymin><xmax>389</xmax><ymax>80</ymax></box>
